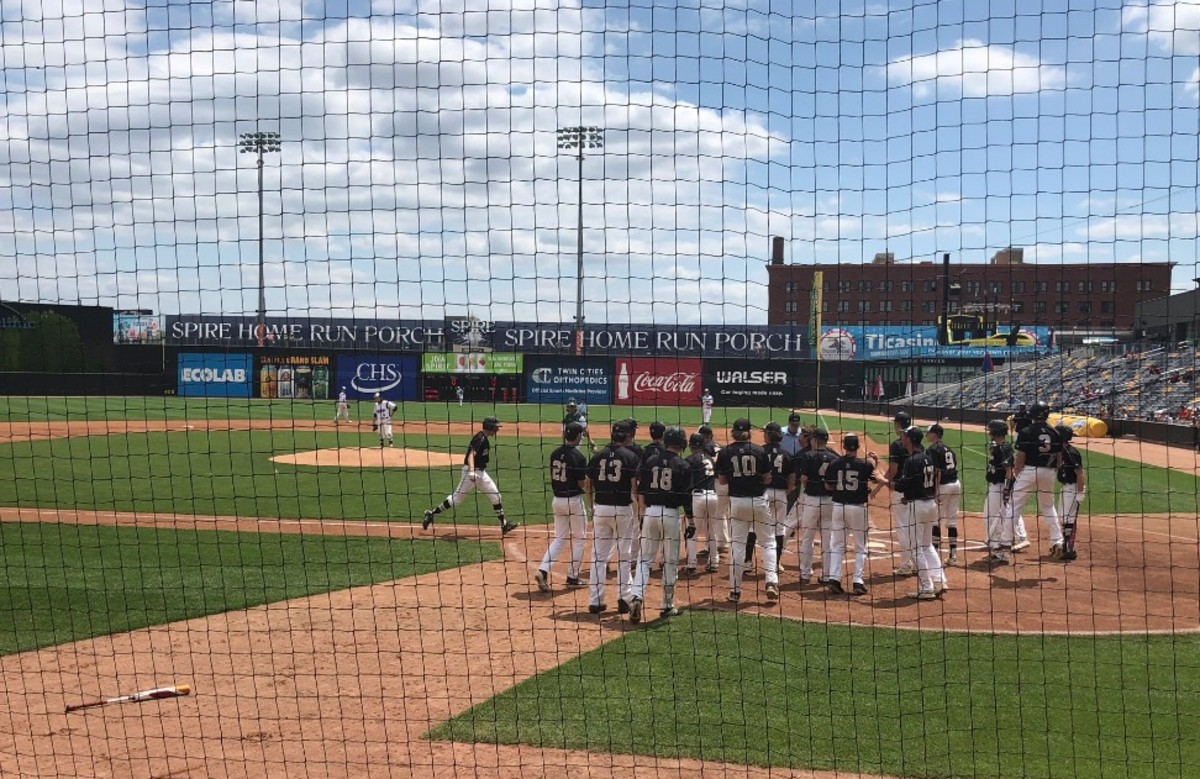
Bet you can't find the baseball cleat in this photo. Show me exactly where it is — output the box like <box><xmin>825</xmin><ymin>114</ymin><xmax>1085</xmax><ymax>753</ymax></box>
<box><xmin>776</xmin><ymin>561</ymin><xmax>787</xmax><ymax>573</ymax></box>
<box><xmin>682</xmin><ymin>567</ymin><xmax>697</xmax><ymax>577</ymax></box>
<box><xmin>588</xmin><ymin>603</ymin><xmax>607</xmax><ymax>615</ymax></box>
<box><xmin>986</xmin><ymin>551</ymin><xmax>1011</xmax><ymax>565</ymax></box>
<box><xmin>1060</xmin><ymin>549</ymin><xmax>1078</xmax><ymax>561</ymax></box>
<box><xmin>660</xmin><ymin>606</ymin><xmax>680</xmax><ymax>619</ymax></box>
<box><xmin>911</xmin><ymin>590</ymin><xmax>938</xmax><ymax>601</ymax></box>
<box><xmin>852</xmin><ymin>582</ymin><xmax>868</xmax><ymax>596</ymax></box>
<box><xmin>629</xmin><ymin>597</ymin><xmax>643</xmax><ymax>624</ymax></box>
<box><xmin>565</xmin><ymin>576</ymin><xmax>583</xmax><ymax>587</ymax></box>
<box><xmin>727</xmin><ymin>590</ymin><xmax>741</xmax><ymax>603</ymax></box>
<box><xmin>826</xmin><ymin>579</ymin><xmax>845</xmax><ymax>595</ymax></box>
<box><xmin>705</xmin><ymin>562</ymin><xmax>720</xmax><ymax>573</ymax></box>
<box><xmin>422</xmin><ymin>510</ymin><xmax>435</xmax><ymax>531</ymax></box>
<box><xmin>1012</xmin><ymin>539</ymin><xmax>1031</xmax><ymax>552</ymax></box>
<box><xmin>765</xmin><ymin>582</ymin><xmax>780</xmax><ymax>601</ymax></box>
<box><xmin>893</xmin><ymin>562</ymin><xmax>917</xmax><ymax>576</ymax></box>
<box><xmin>501</xmin><ymin>522</ymin><xmax>519</xmax><ymax>535</ymax></box>
<box><xmin>534</xmin><ymin>569</ymin><xmax>550</xmax><ymax>592</ymax></box>
<box><xmin>1049</xmin><ymin>544</ymin><xmax>1063</xmax><ymax>559</ymax></box>
<box><xmin>617</xmin><ymin>598</ymin><xmax>630</xmax><ymax>614</ymax></box>
<box><xmin>697</xmin><ymin>548</ymin><xmax>710</xmax><ymax>559</ymax></box>
<box><xmin>934</xmin><ymin>580</ymin><xmax>949</xmax><ymax>596</ymax></box>
<box><xmin>946</xmin><ymin>552</ymin><xmax>959</xmax><ymax>566</ymax></box>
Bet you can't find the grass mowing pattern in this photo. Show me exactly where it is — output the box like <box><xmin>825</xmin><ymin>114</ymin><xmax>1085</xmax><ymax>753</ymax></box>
<box><xmin>432</xmin><ymin>611</ymin><xmax>1200</xmax><ymax>779</ymax></box>
<box><xmin>0</xmin><ymin>522</ymin><xmax>502</xmax><ymax>656</ymax></box>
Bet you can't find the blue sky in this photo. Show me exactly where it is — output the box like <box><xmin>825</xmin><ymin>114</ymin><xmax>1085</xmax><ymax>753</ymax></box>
<box><xmin>0</xmin><ymin>0</ymin><xmax>1196</xmax><ymax>324</ymax></box>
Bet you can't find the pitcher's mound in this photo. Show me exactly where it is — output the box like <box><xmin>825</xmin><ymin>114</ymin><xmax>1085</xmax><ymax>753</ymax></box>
<box><xmin>272</xmin><ymin>447</ymin><xmax>460</xmax><ymax>468</ymax></box>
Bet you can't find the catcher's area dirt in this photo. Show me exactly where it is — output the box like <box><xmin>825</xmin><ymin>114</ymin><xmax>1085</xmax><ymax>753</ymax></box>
<box><xmin>0</xmin><ymin>415</ymin><xmax>1197</xmax><ymax>778</ymax></box>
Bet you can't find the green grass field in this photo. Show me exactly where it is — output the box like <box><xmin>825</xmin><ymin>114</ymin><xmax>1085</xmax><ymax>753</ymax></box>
<box><xmin>434</xmin><ymin>612</ymin><xmax>1200</xmax><ymax>779</ymax></box>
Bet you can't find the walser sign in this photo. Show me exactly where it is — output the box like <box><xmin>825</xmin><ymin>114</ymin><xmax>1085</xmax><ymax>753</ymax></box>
<box><xmin>614</xmin><ymin>357</ymin><xmax>703</xmax><ymax>406</ymax></box>
<box><xmin>703</xmin><ymin>360</ymin><xmax>798</xmax><ymax>407</ymax></box>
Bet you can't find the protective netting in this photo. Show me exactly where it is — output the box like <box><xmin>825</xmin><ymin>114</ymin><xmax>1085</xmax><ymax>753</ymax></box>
<box><xmin>1</xmin><ymin>1</ymin><xmax>1198</xmax><ymax>777</ymax></box>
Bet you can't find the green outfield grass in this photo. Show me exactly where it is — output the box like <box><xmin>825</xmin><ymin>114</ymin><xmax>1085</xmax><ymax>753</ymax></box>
<box><xmin>0</xmin><ymin>521</ymin><xmax>501</xmax><ymax>656</ymax></box>
<box><xmin>433</xmin><ymin>611</ymin><xmax>1200</xmax><ymax>779</ymax></box>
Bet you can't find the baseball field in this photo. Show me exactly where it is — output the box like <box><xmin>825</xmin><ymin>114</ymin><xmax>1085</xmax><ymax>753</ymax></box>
<box><xmin>0</xmin><ymin>396</ymin><xmax>1197</xmax><ymax>778</ymax></box>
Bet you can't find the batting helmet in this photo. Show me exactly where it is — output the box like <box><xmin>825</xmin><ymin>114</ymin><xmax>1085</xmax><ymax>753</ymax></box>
<box><xmin>763</xmin><ymin>421</ymin><xmax>783</xmax><ymax>442</ymax></box>
<box><xmin>1055</xmin><ymin>423</ymin><xmax>1074</xmax><ymax>442</ymax></box>
<box><xmin>649</xmin><ymin>420</ymin><xmax>667</xmax><ymax>440</ymax></box>
<box><xmin>698</xmin><ymin>424</ymin><xmax>714</xmax><ymax>438</ymax></box>
<box><xmin>566</xmin><ymin>399</ymin><xmax>578</xmax><ymax>411</ymax></box>
<box><xmin>987</xmin><ymin>419</ymin><xmax>1009</xmax><ymax>437</ymax></box>
<box><xmin>842</xmin><ymin>433</ymin><xmax>861</xmax><ymax>451</ymax></box>
<box><xmin>564</xmin><ymin>421</ymin><xmax>584</xmax><ymax>440</ymax></box>
<box><xmin>482</xmin><ymin>416</ymin><xmax>502</xmax><ymax>432</ymax></box>
<box><xmin>1030</xmin><ymin>400</ymin><xmax>1051</xmax><ymax>421</ymax></box>
<box><xmin>894</xmin><ymin>410</ymin><xmax>912</xmax><ymax>428</ymax></box>
<box><xmin>689</xmin><ymin>432</ymin><xmax>705</xmax><ymax>449</ymax></box>
<box><xmin>903</xmin><ymin>426</ymin><xmax>924</xmax><ymax>445</ymax></box>
<box><xmin>664</xmin><ymin>426</ymin><xmax>688</xmax><ymax>450</ymax></box>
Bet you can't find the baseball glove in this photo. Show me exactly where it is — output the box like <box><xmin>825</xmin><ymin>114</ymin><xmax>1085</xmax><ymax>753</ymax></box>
<box><xmin>684</xmin><ymin>523</ymin><xmax>697</xmax><ymax>540</ymax></box>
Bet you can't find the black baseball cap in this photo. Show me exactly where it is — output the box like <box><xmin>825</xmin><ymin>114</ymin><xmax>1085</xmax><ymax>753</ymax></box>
<box><xmin>564</xmin><ymin>421</ymin><xmax>584</xmax><ymax>439</ymax></box>
<box><xmin>903</xmin><ymin>425</ymin><xmax>924</xmax><ymax>444</ymax></box>
<box><xmin>812</xmin><ymin>427</ymin><xmax>830</xmax><ymax>440</ymax></box>
<box><xmin>689</xmin><ymin>432</ymin><xmax>705</xmax><ymax>448</ymax></box>
<box><xmin>732</xmin><ymin>418</ymin><xmax>752</xmax><ymax>433</ymax></box>
<box><xmin>482</xmin><ymin>416</ymin><xmax>502</xmax><ymax>431</ymax></box>
<box><xmin>928</xmin><ymin>423</ymin><xmax>944</xmax><ymax>436</ymax></box>
<box><xmin>788</xmin><ymin>412</ymin><xmax>802</xmax><ymax>424</ymax></box>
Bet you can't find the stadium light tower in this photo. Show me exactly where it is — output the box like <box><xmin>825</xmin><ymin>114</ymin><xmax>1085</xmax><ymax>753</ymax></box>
<box><xmin>238</xmin><ymin>131</ymin><xmax>282</xmax><ymax>346</ymax></box>
<box><xmin>557</xmin><ymin>126</ymin><xmax>603</xmax><ymax>353</ymax></box>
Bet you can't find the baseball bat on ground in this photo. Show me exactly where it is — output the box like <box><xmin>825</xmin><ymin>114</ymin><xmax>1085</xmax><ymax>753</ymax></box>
<box><xmin>65</xmin><ymin>683</ymin><xmax>191</xmax><ymax>713</ymax></box>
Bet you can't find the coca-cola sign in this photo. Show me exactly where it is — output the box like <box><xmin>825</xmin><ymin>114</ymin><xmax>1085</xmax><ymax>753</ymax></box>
<box><xmin>614</xmin><ymin>358</ymin><xmax>704</xmax><ymax>406</ymax></box>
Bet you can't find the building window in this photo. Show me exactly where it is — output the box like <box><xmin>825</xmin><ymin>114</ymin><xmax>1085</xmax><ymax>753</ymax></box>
<box><xmin>880</xmin><ymin>300</ymin><xmax>893</xmax><ymax>312</ymax></box>
<box><xmin>783</xmin><ymin>281</ymin><xmax>794</xmax><ymax>293</ymax></box>
<box><xmin>858</xmin><ymin>300</ymin><xmax>871</xmax><ymax>313</ymax></box>
<box><xmin>1056</xmin><ymin>281</ymin><xmax>1069</xmax><ymax>293</ymax></box>
<box><xmin>922</xmin><ymin>319</ymin><xmax>934</xmax><ymax>326</ymax></box>
<box><xmin>947</xmin><ymin>301</ymin><xmax>959</xmax><ymax>313</ymax></box>
<box><xmin>922</xmin><ymin>301</ymin><xmax>937</xmax><ymax>313</ymax></box>
<box><xmin>989</xmin><ymin>281</ymin><xmax>1003</xmax><ymax>294</ymax></box>
<box><xmin>1078</xmin><ymin>280</ymin><xmax>1094</xmax><ymax>293</ymax></box>
<box><xmin>900</xmin><ymin>300</ymin><xmax>913</xmax><ymax>312</ymax></box>
<box><xmin>880</xmin><ymin>280</ymin><xmax>894</xmax><ymax>293</ymax></box>
<box><xmin>1035</xmin><ymin>301</ymin><xmax>1047</xmax><ymax>314</ymax></box>
<box><xmin>900</xmin><ymin>281</ymin><xmax>913</xmax><ymax>293</ymax></box>
<box><xmin>823</xmin><ymin>281</ymin><xmax>830</xmax><ymax>291</ymax></box>
<box><xmin>899</xmin><ymin>319</ymin><xmax>911</xmax><ymax>326</ymax></box>
<box><xmin>1034</xmin><ymin>281</ymin><xmax>1047</xmax><ymax>294</ymax></box>
<box><xmin>924</xmin><ymin>281</ymin><xmax>937</xmax><ymax>293</ymax></box>
<box><xmin>784</xmin><ymin>301</ymin><xmax>798</xmax><ymax>313</ymax></box>
<box><xmin>821</xmin><ymin>300</ymin><xmax>829</xmax><ymax>313</ymax></box>
<box><xmin>1055</xmin><ymin>302</ymin><xmax>1069</xmax><ymax>314</ymax></box>
<box><xmin>1012</xmin><ymin>281</ymin><xmax>1026</xmax><ymax>293</ymax></box>
<box><xmin>839</xmin><ymin>280</ymin><xmax>852</xmax><ymax>293</ymax></box>
<box><xmin>1101</xmin><ymin>281</ymin><xmax>1115</xmax><ymax>293</ymax></box>
<box><xmin>966</xmin><ymin>281</ymin><xmax>982</xmax><ymax>296</ymax></box>
<box><xmin>1136</xmin><ymin>280</ymin><xmax>1153</xmax><ymax>292</ymax></box>
<box><xmin>859</xmin><ymin>280</ymin><xmax>873</xmax><ymax>293</ymax></box>
<box><xmin>1100</xmin><ymin>301</ymin><xmax>1114</xmax><ymax>314</ymax></box>
<box><xmin>1012</xmin><ymin>302</ymin><xmax>1025</xmax><ymax>314</ymax></box>
<box><xmin>836</xmin><ymin>300</ymin><xmax>850</xmax><ymax>312</ymax></box>
<box><xmin>1078</xmin><ymin>302</ymin><xmax>1091</xmax><ymax>314</ymax></box>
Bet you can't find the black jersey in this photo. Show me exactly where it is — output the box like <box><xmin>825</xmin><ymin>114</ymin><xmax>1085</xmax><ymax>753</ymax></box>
<box><xmin>888</xmin><ymin>437</ymin><xmax>908</xmax><ymax>474</ymax></box>
<box><xmin>897</xmin><ymin>450</ymin><xmax>938</xmax><ymax>501</ymax></box>
<box><xmin>715</xmin><ymin>440</ymin><xmax>770</xmax><ymax>498</ymax></box>
<box><xmin>824</xmin><ymin>456</ymin><xmax>877</xmax><ymax>505</ymax></box>
<box><xmin>563</xmin><ymin>410</ymin><xmax>588</xmax><ymax>435</ymax></box>
<box><xmin>687</xmin><ymin>450</ymin><xmax>716</xmax><ymax>492</ymax></box>
<box><xmin>800</xmin><ymin>448</ymin><xmax>840</xmax><ymax>497</ymax></box>
<box><xmin>702</xmin><ymin>441</ymin><xmax>720</xmax><ymax>458</ymax></box>
<box><xmin>986</xmin><ymin>441</ymin><xmax>1014</xmax><ymax>484</ymax></box>
<box><xmin>588</xmin><ymin>444</ymin><xmax>641</xmax><ymax>506</ymax></box>
<box><xmin>638</xmin><ymin>451</ymin><xmax>693</xmax><ymax>511</ymax></box>
<box><xmin>641</xmin><ymin>441</ymin><xmax>665</xmax><ymax>466</ymax></box>
<box><xmin>1013</xmin><ymin>411</ymin><xmax>1032</xmax><ymax>435</ymax></box>
<box><xmin>1057</xmin><ymin>444</ymin><xmax>1083</xmax><ymax>484</ymax></box>
<box><xmin>621</xmin><ymin>441</ymin><xmax>645</xmax><ymax>464</ymax></box>
<box><xmin>926</xmin><ymin>441</ymin><xmax>960</xmax><ymax>484</ymax></box>
<box><xmin>549</xmin><ymin>444</ymin><xmax>588</xmax><ymax>498</ymax></box>
<box><xmin>1016</xmin><ymin>422</ymin><xmax>1061</xmax><ymax>468</ymax></box>
<box><xmin>464</xmin><ymin>432</ymin><xmax>491</xmax><ymax>470</ymax></box>
<box><xmin>764</xmin><ymin>442</ymin><xmax>793</xmax><ymax>491</ymax></box>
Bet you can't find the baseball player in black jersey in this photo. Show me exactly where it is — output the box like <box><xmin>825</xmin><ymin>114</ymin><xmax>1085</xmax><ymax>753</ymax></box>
<box><xmin>983</xmin><ymin>419</ymin><xmax>1016</xmax><ymax>564</ymax></box>
<box><xmin>1010</xmin><ymin>400</ymin><xmax>1063</xmax><ymax>555</ymax></box>
<box><xmin>925</xmin><ymin>424</ymin><xmax>962</xmax><ymax>565</ymax></box>
<box><xmin>535</xmin><ymin>422</ymin><xmax>589</xmax><ymax>592</ymax></box>
<box><xmin>884</xmin><ymin>411</ymin><xmax>918</xmax><ymax>576</ymax></box>
<box><xmin>586</xmin><ymin>422</ymin><xmax>642</xmax><ymax>614</ymax></box>
<box><xmin>762</xmin><ymin>422</ymin><xmax>795</xmax><ymax>573</ymax></box>
<box><xmin>632</xmin><ymin>421</ymin><xmax>667</xmax><ymax>571</ymax></box>
<box><xmin>422</xmin><ymin>417</ymin><xmax>517</xmax><ymax>534</ymax></box>
<box><xmin>1054</xmin><ymin>424</ymin><xmax>1086</xmax><ymax>561</ymax></box>
<box><xmin>698</xmin><ymin>424</ymin><xmax>730</xmax><ymax>554</ymax></box>
<box><xmin>796</xmin><ymin>428</ymin><xmax>839</xmax><ymax>583</ymax></box>
<box><xmin>684</xmin><ymin>433</ymin><xmax>721</xmax><ymax>573</ymax></box>
<box><xmin>1010</xmin><ymin>403</ymin><xmax>1031</xmax><ymax>436</ymax></box>
<box><xmin>629</xmin><ymin>427</ymin><xmax>694</xmax><ymax>623</ymax></box>
<box><xmin>715</xmin><ymin>418</ymin><xmax>778</xmax><ymax>602</ymax></box>
<box><xmin>895</xmin><ymin>427</ymin><xmax>946</xmax><ymax>599</ymax></box>
<box><xmin>824</xmin><ymin>434</ymin><xmax>881</xmax><ymax>595</ymax></box>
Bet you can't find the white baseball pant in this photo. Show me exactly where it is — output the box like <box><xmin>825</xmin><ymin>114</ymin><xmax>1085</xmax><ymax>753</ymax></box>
<box><xmin>713</xmin><ymin>482</ymin><xmax>731</xmax><ymax>548</ymax></box>
<box><xmin>892</xmin><ymin>490</ymin><xmax>916</xmax><ymax>568</ymax></box>
<box><xmin>728</xmin><ymin>495</ymin><xmax>778</xmax><ymax>592</ymax></box>
<box><xmin>765</xmin><ymin>488</ymin><xmax>789</xmax><ymax>538</ymax></box>
<box><xmin>937</xmin><ymin>481</ymin><xmax>961</xmax><ymax>531</ymax></box>
<box><xmin>378</xmin><ymin>421</ymin><xmax>393</xmax><ymax>445</ymax></box>
<box><xmin>984</xmin><ymin>482</ymin><xmax>1015</xmax><ymax>549</ymax></box>
<box><xmin>1010</xmin><ymin>466</ymin><xmax>1061</xmax><ymax>547</ymax></box>
<box><xmin>910</xmin><ymin>499</ymin><xmax>944</xmax><ymax>594</ymax></box>
<box><xmin>827</xmin><ymin>503</ymin><xmax>870</xmax><ymax>585</ymax></box>
<box><xmin>538</xmin><ymin>495</ymin><xmax>588</xmax><ymax>581</ymax></box>
<box><xmin>588</xmin><ymin>504</ymin><xmax>636</xmax><ymax>609</ymax></box>
<box><xmin>798</xmin><ymin>494</ymin><xmax>833</xmax><ymax>579</ymax></box>
<box><xmin>686</xmin><ymin>490</ymin><xmax>721</xmax><ymax>568</ymax></box>
<box><xmin>334</xmin><ymin>402</ymin><xmax>351</xmax><ymax>422</ymax></box>
<box><xmin>1058</xmin><ymin>483</ymin><xmax>1084</xmax><ymax>548</ymax></box>
<box><xmin>447</xmin><ymin>467</ymin><xmax>501</xmax><ymax>508</ymax></box>
<box><xmin>631</xmin><ymin>505</ymin><xmax>682</xmax><ymax>609</ymax></box>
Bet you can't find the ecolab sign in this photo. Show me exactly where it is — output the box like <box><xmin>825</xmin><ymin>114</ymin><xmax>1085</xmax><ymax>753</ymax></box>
<box><xmin>614</xmin><ymin>358</ymin><xmax>703</xmax><ymax>405</ymax></box>
<box><xmin>177</xmin><ymin>353</ymin><xmax>253</xmax><ymax>397</ymax></box>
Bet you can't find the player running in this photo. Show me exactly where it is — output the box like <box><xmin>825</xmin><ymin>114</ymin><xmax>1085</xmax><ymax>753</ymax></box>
<box><xmin>422</xmin><ymin>417</ymin><xmax>517</xmax><ymax>535</ymax></box>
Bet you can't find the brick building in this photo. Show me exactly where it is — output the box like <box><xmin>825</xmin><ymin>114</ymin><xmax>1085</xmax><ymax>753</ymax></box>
<box><xmin>767</xmin><ymin>248</ymin><xmax>1172</xmax><ymax>337</ymax></box>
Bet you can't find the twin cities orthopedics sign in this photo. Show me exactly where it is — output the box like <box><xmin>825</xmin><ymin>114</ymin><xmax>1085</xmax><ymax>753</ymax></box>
<box><xmin>525</xmin><ymin>358</ymin><xmax>612</xmax><ymax>404</ymax></box>
<box><xmin>177</xmin><ymin>353</ymin><xmax>253</xmax><ymax>397</ymax></box>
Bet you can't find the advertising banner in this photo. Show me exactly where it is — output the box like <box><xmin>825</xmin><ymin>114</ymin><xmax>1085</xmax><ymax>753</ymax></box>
<box><xmin>525</xmin><ymin>358</ymin><xmax>612</xmax><ymax>404</ymax></box>
<box><xmin>445</xmin><ymin>315</ymin><xmax>496</xmax><ymax>352</ymax></box>
<box><xmin>613</xmin><ymin>357</ymin><xmax>703</xmax><ymax>406</ymax></box>
<box><xmin>177</xmin><ymin>353</ymin><xmax>253</xmax><ymax>398</ymax></box>
<box><xmin>256</xmin><ymin>354</ymin><xmax>333</xmax><ymax>399</ymax></box>
<box><xmin>421</xmin><ymin>352</ymin><xmax>523</xmax><ymax>374</ymax></box>
<box><xmin>703</xmin><ymin>361</ymin><xmax>800</xmax><ymax>407</ymax></box>
<box><xmin>422</xmin><ymin>373</ymin><xmax>520</xmax><ymax>403</ymax></box>
<box><xmin>113</xmin><ymin>311</ymin><xmax>163</xmax><ymax>344</ymax></box>
<box><xmin>815</xmin><ymin>325</ymin><xmax>1057</xmax><ymax>361</ymax></box>
<box><xmin>334</xmin><ymin>355</ymin><xmax>419</xmax><ymax>401</ymax></box>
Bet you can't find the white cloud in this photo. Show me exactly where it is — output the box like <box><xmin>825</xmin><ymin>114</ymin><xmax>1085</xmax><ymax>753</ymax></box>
<box><xmin>886</xmin><ymin>39</ymin><xmax>1066</xmax><ymax>99</ymax></box>
<box><xmin>1123</xmin><ymin>0</ymin><xmax>1200</xmax><ymax>55</ymax></box>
